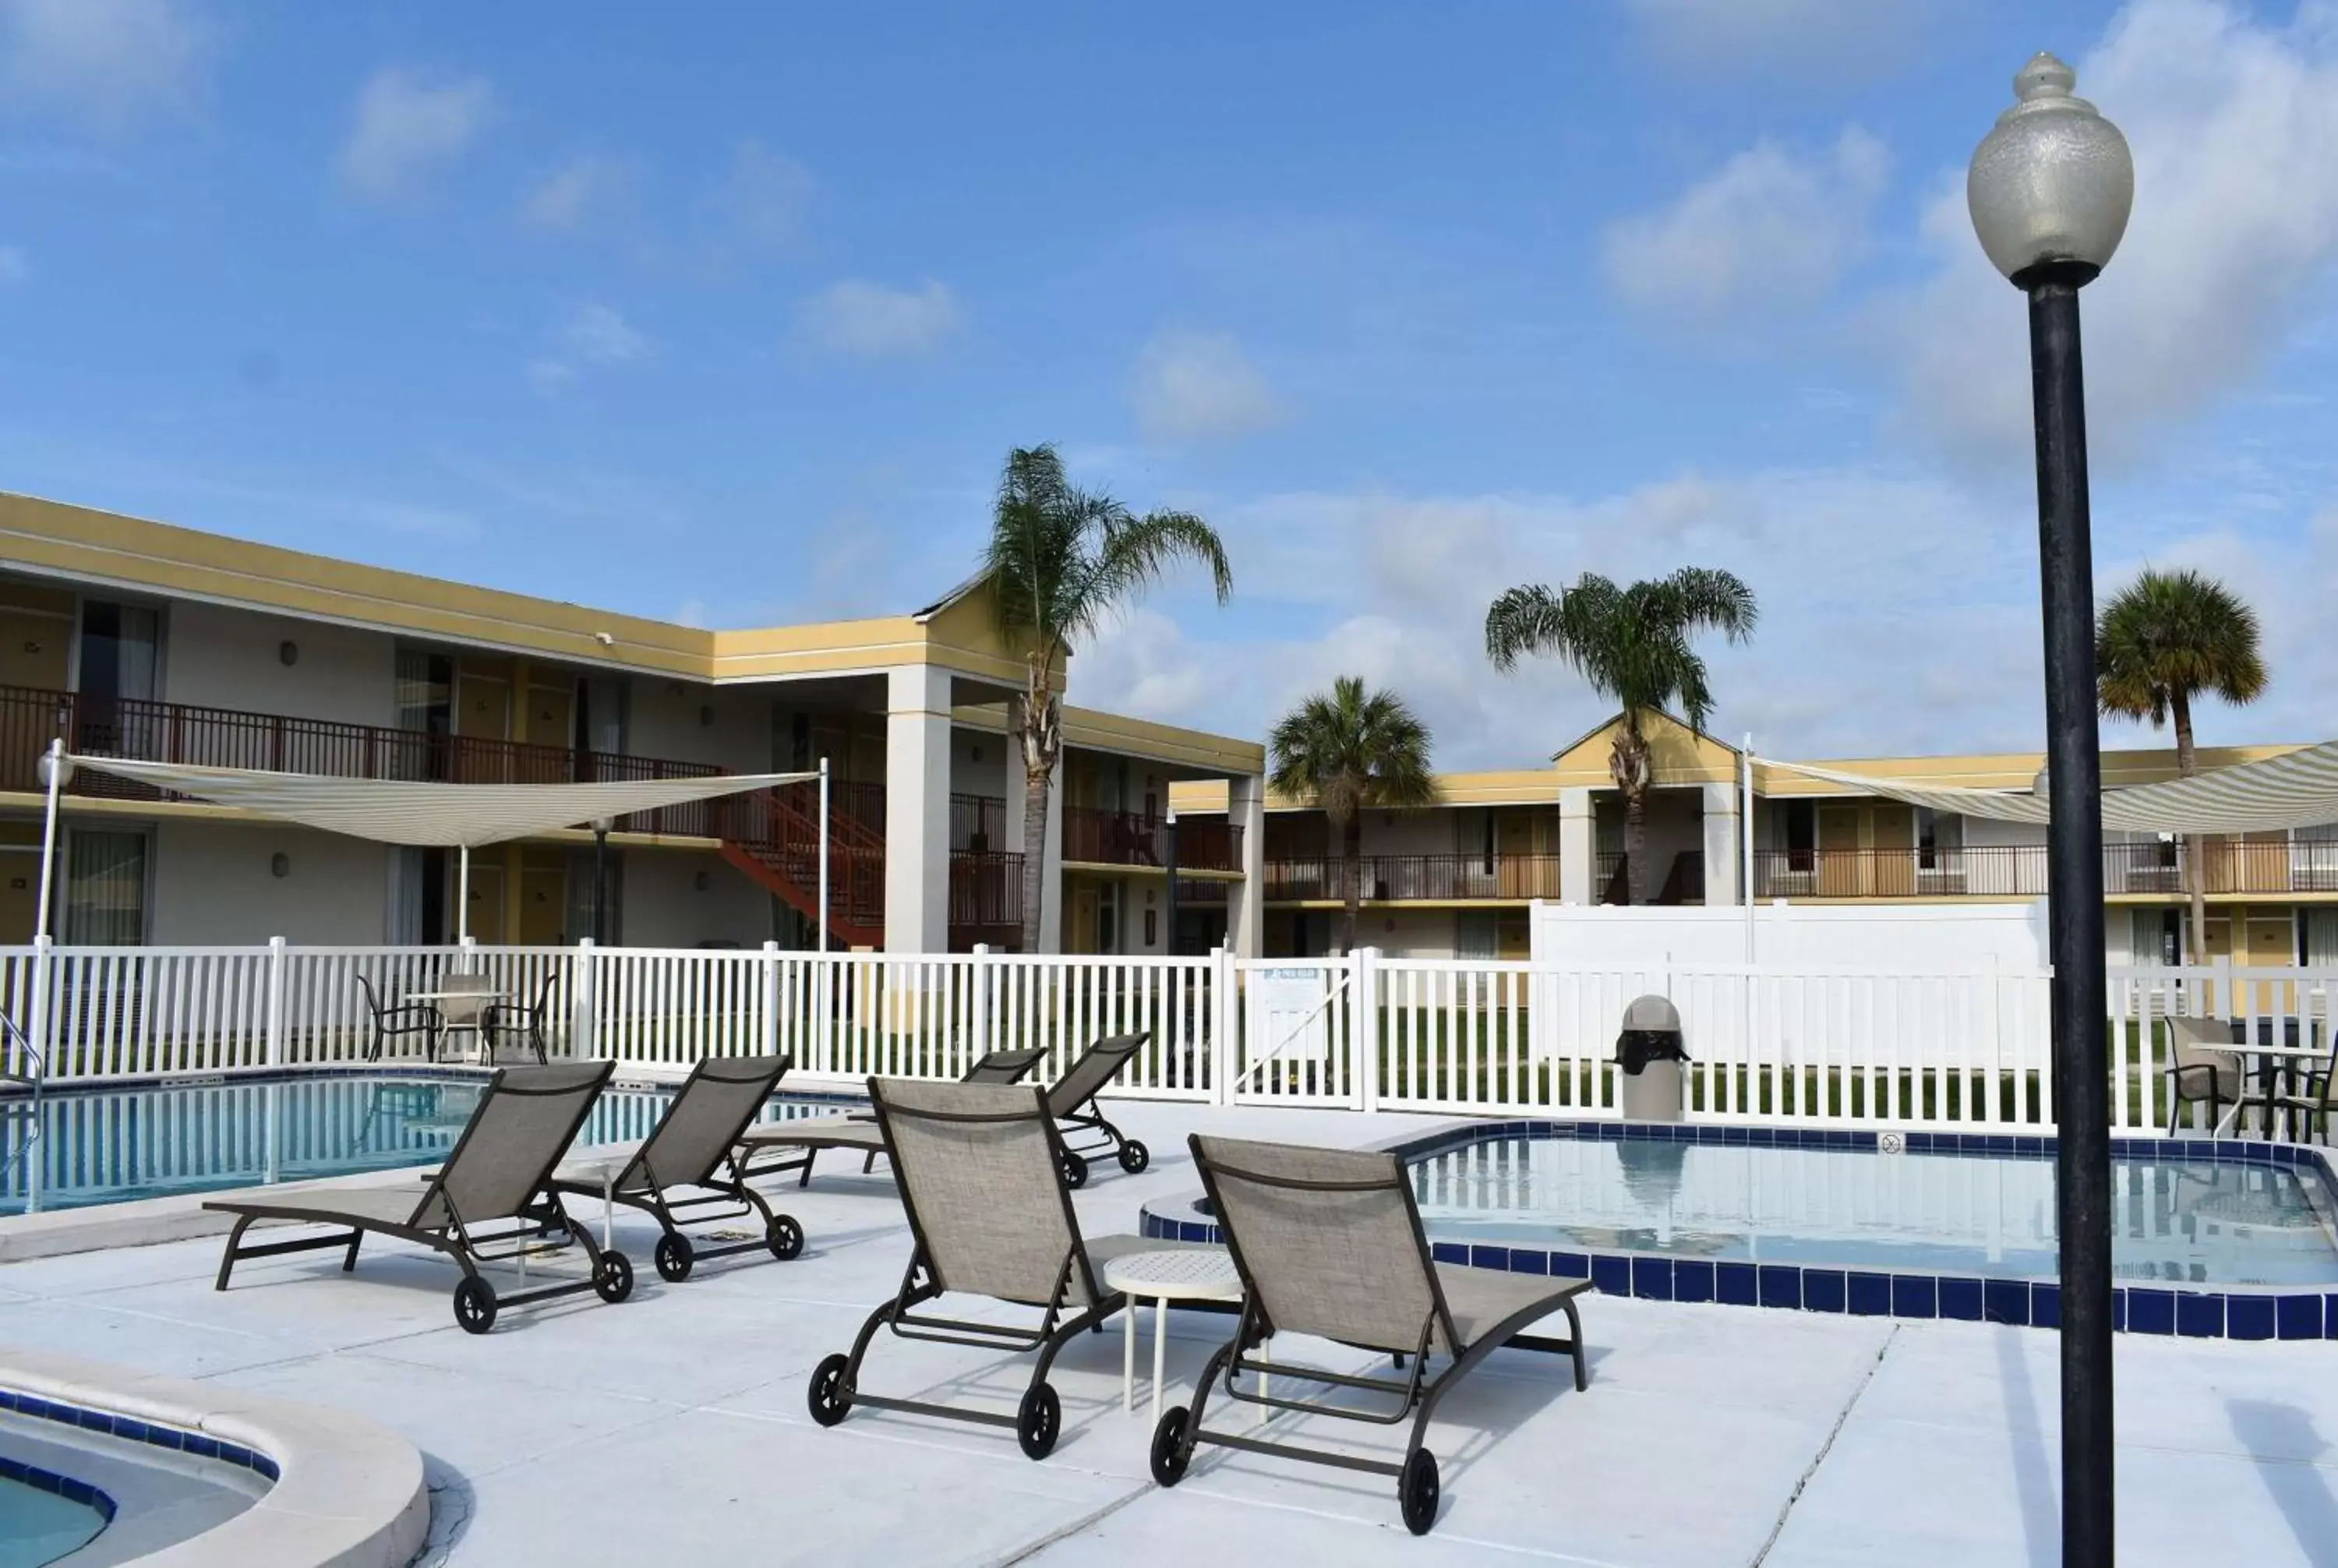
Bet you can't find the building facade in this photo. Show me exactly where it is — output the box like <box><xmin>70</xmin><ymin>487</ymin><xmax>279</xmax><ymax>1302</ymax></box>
<box><xmin>0</xmin><ymin>492</ymin><xmax>1266</xmax><ymax>957</ymax></box>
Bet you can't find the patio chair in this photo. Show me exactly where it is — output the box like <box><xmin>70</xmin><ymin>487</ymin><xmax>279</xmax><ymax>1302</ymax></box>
<box><xmin>735</xmin><ymin>1045</ymin><xmax>1049</xmax><ymax>1186</ymax></box>
<box><xmin>436</xmin><ymin>972</ymin><xmax>499</xmax><ymax>1065</ymax></box>
<box><xmin>2160</xmin><ymin>1014</ymin><xmax>2283</xmax><ymax>1135</ymax></box>
<box><xmin>1040</xmin><ymin>1032</ymin><xmax>1152</xmax><ymax>1185</ymax></box>
<box><xmin>549</xmin><ymin>1054</ymin><xmax>804</xmax><ymax>1281</ymax></box>
<box><xmin>1150</xmin><ymin>1134</ymin><xmax>1593</xmax><ymax>1536</ymax></box>
<box><xmin>2263</xmin><ymin>1033</ymin><xmax>2338</xmax><ymax>1145</ymax></box>
<box><xmin>205</xmin><ymin>1062</ymin><xmax>634</xmax><ymax>1334</ymax></box>
<box><xmin>803</xmin><ymin>1078</ymin><xmax>1166</xmax><ymax>1460</ymax></box>
<box><xmin>358</xmin><ymin>974</ymin><xmax>441</xmax><ymax>1064</ymax></box>
<box><xmin>489</xmin><ymin>972</ymin><xmax>559</xmax><ymax>1065</ymax></box>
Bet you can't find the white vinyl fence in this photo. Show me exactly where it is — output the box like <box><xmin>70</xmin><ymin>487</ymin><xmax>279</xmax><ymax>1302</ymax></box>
<box><xmin>0</xmin><ymin>937</ymin><xmax>2321</xmax><ymax>1138</ymax></box>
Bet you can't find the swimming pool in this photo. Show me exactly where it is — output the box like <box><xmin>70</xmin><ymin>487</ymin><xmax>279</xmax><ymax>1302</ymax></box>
<box><xmin>1140</xmin><ymin>1120</ymin><xmax>2338</xmax><ymax>1340</ymax></box>
<box><xmin>0</xmin><ymin>1071</ymin><xmax>855</xmax><ymax>1216</ymax></box>
<box><xmin>0</xmin><ymin>1471</ymin><xmax>108</xmax><ymax>1568</ymax></box>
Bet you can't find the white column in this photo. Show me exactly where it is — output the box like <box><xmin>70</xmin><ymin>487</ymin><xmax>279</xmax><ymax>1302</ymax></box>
<box><xmin>1227</xmin><ymin>773</ymin><xmax>1266</xmax><ymax>959</ymax></box>
<box><xmin>1701</xmin><ymin>782</ymin><xmax>1740</xmax><ymax>906</ymax></box>
<box><xmin>1559</xmin><ymin>787</ymin><xmax>1595</xmax><ymax>906</ymax></box>
<box><xmin>885</xmin><ymin>665</ymin><xmax>952</xmax><ymax>955</ymax></box>
<box><xmin>1038</xmin><ymin>765</ymin><xmax>1065</xmax><ymax>953</ymax></box>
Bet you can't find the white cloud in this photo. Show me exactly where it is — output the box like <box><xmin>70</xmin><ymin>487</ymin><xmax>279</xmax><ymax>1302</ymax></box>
<box><xmin>0</xmin><ymin>245</ymin><xmax>27</xmax><ymax>284</ymax></box>
<box><xmin>1072</xmin><ymin>466</ymin><xmax>2043</xmax><ymax>768</ymax></box>
<box><xmin>718</xmin><ymin>139</ymin><xmax>814</xmax><ymax>247</ymax></box>
<box><xmin>0</xmin><ymin>0</ymin><xmax>210</xmax><ymax>134</ymax></box>
<box><xmin>796</xmin><ymin>279</ymin><xmax>962</xmax><ymax>358</ymax></box>
<box><xmin>521</xmin><ymin>153</ymin><xmax>637</xmax><ymax>233</ymax></box>
<box><xmin>1602</xmin><ymin>128</ymin><xmax>1890</xmax><ymax>321</ymax></box>
<box><xmin>337</xmin><ymin>68</ymin><xmax>493</xmax><ymax>202</ymax></box>
<box><xmin>525</xmin><ymin>359</ymin><xmax>574</xmax><ymax>394</ymax></box>
<box><xmin>1129</xmin><ymin>330</ymin><xmax>1284</xmax><ymax>443</ymax></box>
<box><xmin>1895</xmin><ymin>0</ymin><xmax>2338</xmax><ymax>462</ymax></box>
<box><xmin>1623</xmin><ymin>0</ymin><xmax>1932</xmax><ymax>72</ymax></box>
<box><xmin>563</xmin><ymin>302</ymin><xmax>649</xmax><ymax>365</ymax></box>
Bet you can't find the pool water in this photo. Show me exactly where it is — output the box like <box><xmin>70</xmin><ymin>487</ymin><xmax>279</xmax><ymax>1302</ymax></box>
<box><xmin>0</xmin><ymin>1474</ymin><xmax>107</xmax><ymax>1567</ymax></box>
<box><xmin>0</xmin><ymin>1073</ymin><xmax>852</xmax><ymax>1216</ymax></box>
<box><xmin>1409</xmin><ymin>1133</ymin><xmax>2338</xmax><ymax>1287</ymax></box>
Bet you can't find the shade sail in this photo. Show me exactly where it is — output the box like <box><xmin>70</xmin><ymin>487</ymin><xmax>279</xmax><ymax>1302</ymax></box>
<box><xmin>62</xmin><ymin>755</ymin><xmax>818</xmax><ymax>847</ymax></box>
<box><xmin>1761</xmin><ymin>739</ymin><xmax>2338</xmax><ymax>834</ymax></box>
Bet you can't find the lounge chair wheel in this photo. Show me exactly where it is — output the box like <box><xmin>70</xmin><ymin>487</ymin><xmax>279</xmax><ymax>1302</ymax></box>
<box><xmin>807</xmin><ymin>1353</ymin><xmax>853</xmax><ymax>1427</ymax></box>
<box><xmin>1148</xmin><ymin>1406</ymin><xmax>1190</xmax><ymax>1486</ymax></box>
<box><xmin>1118</xmin><ymin>1140</ymin><xmax>1150</xmax><ymax>1175</ymax></box>
<box><xmin>768</xmin><ymin>1214</ymin><xmax>805</xmax><ymax>1261</ymax></box>
<box><xmin>655</xmin><ymin>1233</ymin><xmax>694</xmax><ymax>1283</ymax></box>
<box><xmin>1060</xmin><ymin>1151</ymin><xmax>1089</xmax><ymax>1190</ymax></box>
<box><xmin>1015</xmin><ymin>1381</ymin><xmax>1061</xmax><ymax>1460</ymax></box>
<box><xmin>1398</xmin><ymin>1448</ymin><xmax>1440</xmax><ymax>1536</ymax></box>
<box><xmin>593</xmin><ymin>1251</ymin><xmax>635</xmax><ymax>1304</ymax></box>
<box><xmin>452</xmin><ymin>1276</ymin><xmax>498</xmax><ymax>1335</ymax></box>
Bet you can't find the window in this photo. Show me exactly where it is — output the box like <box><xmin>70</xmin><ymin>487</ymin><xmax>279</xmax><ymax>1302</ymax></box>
<box><xmin>63</xmin><ymin>830</ymin><xmax>146</xmax><ymax>945</ymax></box>
<box><xmin>1782</xmin><ymin>800</ymin><xmax>1817</xmax><ymax>871</ymax></box>
<box><xmin>1143</xmin><ymin>908</ymin><xmax>1157</xmax><ymax>948</ymax></box>
<box><xmin>77</xmin><ymin>601</ymin><xmax>159</xmax><ymax>701</ymax></box>
<box><xmin>2136</xmin><ymin>909</ymin><xmax>2182</xmax><ymax>967</ymax></box>
<box><xmin>1456</xmin><ymin>910</ymin><xmax>1499</xmax><ymax>959</ymax></box>
<box><xmin>394</xmin><ymin>650</ymin><xmax>454</xmax><ymax>781</ymax></box>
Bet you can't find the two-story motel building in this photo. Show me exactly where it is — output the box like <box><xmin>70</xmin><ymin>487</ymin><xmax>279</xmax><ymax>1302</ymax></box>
<box><xmin>10</xmin><ymin>490</ymin><xmax>2332</xmax><ymax>971</ymax></box>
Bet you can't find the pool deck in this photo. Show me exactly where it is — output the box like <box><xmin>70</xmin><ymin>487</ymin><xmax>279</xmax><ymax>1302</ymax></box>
<box><xmin>4</xmin><ymin>1099</ymin><xmax>2337</xmax><ymax>1566</ymax></box>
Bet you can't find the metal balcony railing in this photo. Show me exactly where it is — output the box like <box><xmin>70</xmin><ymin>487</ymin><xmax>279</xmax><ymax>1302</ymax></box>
<box><xmin>1264</xmin><ymin>854</ymin><xmax>1562</xmax><ymax>902</ymax></box>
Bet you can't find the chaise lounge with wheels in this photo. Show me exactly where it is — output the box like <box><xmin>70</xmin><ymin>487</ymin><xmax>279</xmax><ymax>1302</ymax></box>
<box><xmin>1032</xmin><ymin>1031</ymin><xmax>1152</xmax><ymax>1186</ymax></box>
<box><xmin>1149</xmin><ymin>1134</ymin><xmax>1594</xmax><ymax>1536</ymax></box>
<box><xmin>548</xmin><ymin>1053</ymin><xmax>804</xmax><ymax>1282</ymax></box>
<box><xmin>802</xmin><ymin>1078</ymin><xmax>1173</xmax><ymax>1460</ymax></box>
<box><xmin>734</xmin><ymin>1045</ymin><xmax>1047</xmax><ymax>1185</ymax></box>
<box><xmin>206</xmin><ymin>1061</ymin><xmax>635</xmax><ymax>1335</ymax></box>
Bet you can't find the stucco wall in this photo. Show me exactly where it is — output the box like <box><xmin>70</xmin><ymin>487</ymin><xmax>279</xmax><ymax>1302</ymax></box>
<box><xmin>627</xmin><ymin>679</ymin><xmax>772</xmax><ymax>774</ymax></box>
<box><xmin>620</xmin><ymin>847</ymin><xmax>775</xmax><ymax>948</ymax></box>
<box><xmin>148</xmin><ymin>820</ymin><xmax>392</xmax><ymax>945</ymax></box>
<box><xmin>161</xmin><ymin>602</ymin><xmax>398</xmax><ymax>727</ymax></box>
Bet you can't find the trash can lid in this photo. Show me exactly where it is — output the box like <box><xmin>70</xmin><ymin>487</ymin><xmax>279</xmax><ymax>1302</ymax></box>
<box><xmin>1622</xmin><ymin>994</ymin><xmax>1681</xmax><ymax>1032</ymax></box>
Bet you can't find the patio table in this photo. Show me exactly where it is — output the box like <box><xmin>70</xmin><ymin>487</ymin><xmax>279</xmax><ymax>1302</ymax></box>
<box><xmin>2199</xmin><ymin>1039</ymin><xmax>2331</xmax><ymax>1137</ymax></box>
<box><xmin>403</xmin><ymin>987</ymin><xmax>510</xmax><ymax>1065</ymax></box>
<box><xmin>1102</xmin><ymin>1248</ymin><xmax>1252</xmax><ymax>1421</ymax></box>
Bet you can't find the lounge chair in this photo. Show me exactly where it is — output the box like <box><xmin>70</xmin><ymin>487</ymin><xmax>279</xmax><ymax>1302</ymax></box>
<box><xmin>1037</xmin><ymin>1032</ymin><xmax>1151</xmax><ymax>1185</ymax></box>
<box><xmin>803</xmin><ymin>1078</ymin><xmax>1168</xmax><ymax>1460</ymax></box>
<box><xmin>549</xmin><ymin>1054</ymin><xmax>804</xmax><ymax>1281</ymax></box>
<box><xmin>735</xmin><ymin>1045</ymin><xmax>1048</xmax><ymax>1186</ymax></box>
<box><xmin>206</xmin><ymin>1062</ymin><xmax>634</xmax><ymax>1335</ymax></box>
<box><xmin>1150</xmin><ymin>1134</ymin><xmax>1594</xmax><ymax>1536</ymax></box>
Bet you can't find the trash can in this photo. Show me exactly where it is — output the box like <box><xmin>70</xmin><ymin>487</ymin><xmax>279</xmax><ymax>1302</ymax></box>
<box><xmin>1616</xmin><ymin>994</ymin><xmax>1688</xmax><ymax>1122</ymax></box>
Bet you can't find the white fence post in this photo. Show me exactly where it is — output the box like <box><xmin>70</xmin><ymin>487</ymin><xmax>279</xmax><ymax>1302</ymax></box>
<box><xmin>761</xmin><ymin>941</ymin><xmax>781</xmax><ymax>1058</ymax></box>
<box><xmin>1355</xmin><ymin>946</ymin><xmax>1379</xmax><ymax>1114</ymax></box>
<box><xmin>1210</xmin><ymin>945</ymin><xmax>1235</xmax><ymax>1107</ymax></box>
<box><xmin>574</xmin><ymin>938</ymin><xmax>597</xmax><ymax>1061</ymax></box>
<box><xmin>265</xmin><ymin>936</ymin><xmax>287</xmax><ymax>1068</ymax></box>
<box><xmin>972</xmin><ymin>945</ymin><xmax>993</xmax><ymax>1059</ymax></box>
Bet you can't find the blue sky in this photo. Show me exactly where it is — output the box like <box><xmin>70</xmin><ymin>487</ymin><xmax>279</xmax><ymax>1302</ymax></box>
<box><xmin>2</xmin><ymin>0</ymin><xmax>2336</xmax><ymax>768</ymax></box>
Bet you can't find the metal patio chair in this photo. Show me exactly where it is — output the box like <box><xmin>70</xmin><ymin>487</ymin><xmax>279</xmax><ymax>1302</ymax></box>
<box><xmin>358</xmin><ymin>974</ymin><xmax>441</xmax><ymax>1064</ymax></box>
<box><xmin>489</xmin><ymin>972</ymin><xmax>560</xmax><ymax>1065</ymax></box>
<box><xmin>207</xmin><ymin>1062</ymin><xmax>634</xmax><ymax>1334</ymax></box>
<box><xmin>803</xmin><ymin>1078</ymin><xmax>1171</xmax><ymax>1460</ymax></box>
<box><xmin>1150</xmin><ymin>1134</ymin><xmax>1593</xmax><ymax>1536</ymax></box>
<box><xmin>549</xmin><ymin>1054</ymin><xmax>804</xmax><ymax>1280</ymax></box>
<box><xmin>436</xmin><ymin>972</ymin><xmax>499</xmax><ymax>1065</ymax></box>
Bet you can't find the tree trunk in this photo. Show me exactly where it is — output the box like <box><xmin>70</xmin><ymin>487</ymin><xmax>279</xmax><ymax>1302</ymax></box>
<box><xmin>1623</xmin><ymin>782</ymin><xmax>1650</xmax><ymax>906</ymax></box>
<box><xmin>1014</xmin><ymin>669</ymin><xmax>1061</xmax><ymax>954</ymax></box>
<box><xmin>2175</xmin><ymin>691</ymin><xmax>2206</xmax><ymax>968</ymax></box>
<box><xmin>1340</xmin><ymin>811</ymin><xmax>1362</xmax><ymax>955</ymax></box>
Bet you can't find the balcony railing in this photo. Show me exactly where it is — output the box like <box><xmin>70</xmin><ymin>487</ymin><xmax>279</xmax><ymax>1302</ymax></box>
<box><xmin>949</xmin><ymin>849</ymin><xmax>1025</xmax><ymax>948</ymax></box>
<box><xmin>1265</xmin><ymin>854</ymin><xmax>1561</xmax><ymax>902</ymax></box>
<box><xmin>952</xmin><ymin>793</ymin><xmax>1006</xmax><ymax>853</ymax></box>
<box><xmin>1061</xmin><ymin>807</ymin><xmax>1244</xmax><ymax>874</ymax></box>
<box><xmin>1750</xmin><ymin>840</ymin><xmax>2338</xmax><ymax>899</ymax></box>
<box><xmin>1595</xmin><ymin>851</ymin><xmax>1705</xmax><ymax>905</ymax></box>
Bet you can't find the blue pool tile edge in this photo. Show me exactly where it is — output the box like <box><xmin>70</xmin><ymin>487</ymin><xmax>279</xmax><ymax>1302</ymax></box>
<box><xmin>1136</xmin><ymin>1114</ymin><xmax>2338</xmax><ymax>1344</ymax></box>
<box><xmin>0</xmin><ymin>1385</ymin><xmax>281</xmax><ymax>1485</ymax></box>
<box><xmin>0</xmin><ymin>1451</ymin><xmax>118</xmax><ymax>1525</ymax></box>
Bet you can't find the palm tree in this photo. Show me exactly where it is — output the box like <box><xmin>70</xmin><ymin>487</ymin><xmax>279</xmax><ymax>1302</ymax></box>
<box><xmin>1268</xmin><ymin>677</ymin><xmax>1436</xmax><ymax>953</ymax></box>
<box><xmin>984</xmin><ymin>444</ymin><xmax>1232</xmax><ymax>952</ymax></box>
<box><xmin>1485</xmin><ymin>569</ymin><xmax>1757</xmax><ymax>906</ymax></box>
<box><xmin>2096</xmin><ymin>567</ymin><xmax>2268</xmax><ymax>965</ymax></box>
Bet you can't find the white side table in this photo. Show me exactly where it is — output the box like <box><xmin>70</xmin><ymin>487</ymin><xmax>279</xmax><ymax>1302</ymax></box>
<box><xmin>1102</xmin><ymin>1248</ymin><xmax>1247</xmax><ymax>1420</ymax></box>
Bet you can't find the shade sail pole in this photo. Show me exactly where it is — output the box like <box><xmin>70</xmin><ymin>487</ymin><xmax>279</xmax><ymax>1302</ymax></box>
<box><xmin>1741</xmin><ymin>735</ymin><xmax>1756</xmax><ymax>962</ymax></box>
<box><xmin>458</xmin><ymin>843</ymin><xmax>471</xmax><ymax>943</ymax></box>
<box><xmin>818</xmin><ymin>757</ymin><xmax>831</xmax><ymax>954</ymax></box>
<box><xmin>34</xmin><ymin>739</ymin><xmax>63</xmax><ymax>942</ymax></box>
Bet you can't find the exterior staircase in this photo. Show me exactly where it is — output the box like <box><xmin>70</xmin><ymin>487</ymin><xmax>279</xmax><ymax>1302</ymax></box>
<box><xmin>718</xmin><ymin>783</ymin><xmax>887</xmax><ymax>948</ymax></box>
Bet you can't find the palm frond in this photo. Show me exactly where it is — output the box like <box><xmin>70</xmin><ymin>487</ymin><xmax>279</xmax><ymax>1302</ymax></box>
<box><xmin>2096</xmin><ymin>566</ymin><xmax>2269</xmax><ymax>726</ymax></box>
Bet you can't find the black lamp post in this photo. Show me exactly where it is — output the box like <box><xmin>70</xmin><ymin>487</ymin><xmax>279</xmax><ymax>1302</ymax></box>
<box><xmin>1968</xmin><ymin>52</ymin><xmax>2134</xmax><ymax>1568</ymax></box>
<box><xmin>590</xmin><ymin>816</ymin><xmax>613</xmax><ymax>946</ymax></box>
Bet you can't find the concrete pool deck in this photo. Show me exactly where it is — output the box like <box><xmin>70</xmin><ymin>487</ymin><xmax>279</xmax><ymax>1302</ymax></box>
<box><xmin>3</xmin><ymin>1099</ymin><xmax>2336</xmax><ymax>1566</ymax></box>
